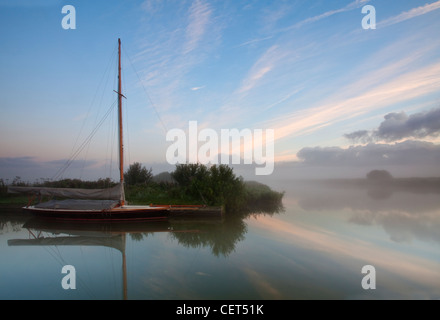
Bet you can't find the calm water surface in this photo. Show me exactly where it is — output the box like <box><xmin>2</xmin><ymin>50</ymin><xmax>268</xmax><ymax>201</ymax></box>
<box><xmin>1</xmin><ymin>181</ymin><xmax>439</xmax><ymax>300</ymax></box>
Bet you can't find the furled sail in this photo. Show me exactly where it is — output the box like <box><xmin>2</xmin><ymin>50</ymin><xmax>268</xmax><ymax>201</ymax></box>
<box><xmin>33</xmin><ymin>199</ymin><xmax>120</xmax><ymax>210</ymax></box>
<box><xmin>7</xmin><ymin>183</ymin><xmax>122</xmax><ymax>200</ymax></box>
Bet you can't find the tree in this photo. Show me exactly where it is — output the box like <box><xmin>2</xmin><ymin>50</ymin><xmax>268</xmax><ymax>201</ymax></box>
<box><xmin>171</xmin><ymin>163</ymin><xmax>245</xmax><ymax>211</ymax></box>
<box><xmin>366</xmin><ymin>170</ymin><xmax>393</xmax><ymax>181</ymax></box>
<box><xmin>124</xmin><ymin>162</ymin><xmax>153</xmax><ymax>186</ymax></box>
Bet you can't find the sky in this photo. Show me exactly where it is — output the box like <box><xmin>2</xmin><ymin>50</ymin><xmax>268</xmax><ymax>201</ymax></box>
<box><xmin>1</xmin><ymin>0</ymin><xmax>440</xmax><ymax>183</ymax></box>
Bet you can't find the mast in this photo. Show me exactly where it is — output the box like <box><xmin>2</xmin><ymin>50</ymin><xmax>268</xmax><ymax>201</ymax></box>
<box><xmin>117</xmin><ymin>38</ymin><xmax>125</xmax><ymax>206</ymax></box>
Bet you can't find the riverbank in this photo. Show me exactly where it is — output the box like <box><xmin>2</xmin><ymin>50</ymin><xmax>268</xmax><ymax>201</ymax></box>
<box><xmin>0</xmin><ymin>179</ymin><xmax>284</xmax><ymax>219</ymax></box>
<box><xmin>1</xmin><ymin>164</ymin><xmax>284</xmax><ymax>217</ymax></box>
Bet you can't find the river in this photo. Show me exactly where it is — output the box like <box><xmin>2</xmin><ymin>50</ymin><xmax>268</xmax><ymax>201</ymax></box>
<box><xmin>1</xmin><ymin>180</ymin><xmax>439</xmax><ymax>300</ymax></box>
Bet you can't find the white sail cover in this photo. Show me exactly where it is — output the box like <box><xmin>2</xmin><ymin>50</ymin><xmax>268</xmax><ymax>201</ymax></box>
<box><xmin>33</xmin><ymin>199</ymin><xmax>119</xmax><ymax>211</ymax></box>
<box><xmin>8</xmin><ymin>184</ymin><xmax>122</xmax><ymax>200</ymax></box>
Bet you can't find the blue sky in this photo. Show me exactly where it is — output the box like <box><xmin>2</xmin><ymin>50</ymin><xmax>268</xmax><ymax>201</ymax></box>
<box><xmin>1</xmin><ymin>0</ymin><xmax>440</xmax><ymax>182</ymax></box>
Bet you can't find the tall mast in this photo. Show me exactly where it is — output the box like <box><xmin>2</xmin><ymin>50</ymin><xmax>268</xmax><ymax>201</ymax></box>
<box><xmin>117</xmin><ymin>38</ymin><xmax>125</xmax><ymax>205</ymax></box>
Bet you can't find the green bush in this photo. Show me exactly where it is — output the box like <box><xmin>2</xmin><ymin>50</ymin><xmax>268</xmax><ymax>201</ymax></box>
<box><xmin>171</xmin><ymin>163</ymin><xmax>245</xmax><ymax>211</ymax></box>
<box><xmin>124</xmin><ymin>162</ymin><xmax>153</xmax><ymax>186</ymax></box>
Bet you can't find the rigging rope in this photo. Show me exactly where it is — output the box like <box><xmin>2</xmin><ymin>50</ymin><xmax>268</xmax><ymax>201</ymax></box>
<box><xmin>51</xmin><ymin>100</ymin><xmax>118</xmax><ymax>181</ymax></box>
<box><xmin>52</xmin><ymin>41</ymin><xmax>168</xmax><ymax>182</ymax></box>
<box><xmin>70</xmin><ymin>46</ymin><xmax>118</xmax><ymax>171</ymax></box>
<box><xmin>53</xmin><ymin>45</ymin><xmax>118</xmax><ymax>182</ymax></box>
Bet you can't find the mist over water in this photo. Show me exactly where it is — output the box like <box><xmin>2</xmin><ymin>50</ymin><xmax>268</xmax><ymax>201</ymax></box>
<box><xmin>1</xmin><ymin>177</ymin><xmax>439</xmax><ymax>300</ymax></box>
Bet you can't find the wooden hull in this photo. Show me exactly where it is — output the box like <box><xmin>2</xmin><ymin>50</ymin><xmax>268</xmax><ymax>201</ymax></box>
<box><xmin>22</xmin><ymin>204</ymin><xmax>223</xmax><ymax>222</ymax></box>
<box><xmin>23</xmin><ymin>205</ymin><xmax>170</xmax><ymax>221</ymax></box>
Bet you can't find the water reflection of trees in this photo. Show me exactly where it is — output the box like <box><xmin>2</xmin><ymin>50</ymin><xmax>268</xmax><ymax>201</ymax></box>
<box><xmin>132</xmin><ymin>200</ymin><xmax>285</xmax><ymax>257</ymax></box>
<box><xmin>0</xmin><ymin>209</ymin><xmax>29</xmax><ymax>234</ymax></box>
<box><xmin>168</xmin><ymin>216</ymin><xmax>247</xmax><ymax>257</ymax></box>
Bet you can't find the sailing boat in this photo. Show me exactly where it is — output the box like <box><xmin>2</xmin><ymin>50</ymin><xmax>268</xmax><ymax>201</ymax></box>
<box><xmin>8</xmin><ymin>39</ymin><xmax>217</xmax><ymax>221</ymax></box>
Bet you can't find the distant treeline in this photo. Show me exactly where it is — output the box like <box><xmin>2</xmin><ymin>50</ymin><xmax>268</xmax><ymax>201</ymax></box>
<box><xmin>0</xmin><ymin>176</ymin><xmax>116</xmax><ymax>189</ymax></box>
<box><xmin>307</xmin><ymin>169</ymin><xmax>440</xmax><ymax>194</ymax></box>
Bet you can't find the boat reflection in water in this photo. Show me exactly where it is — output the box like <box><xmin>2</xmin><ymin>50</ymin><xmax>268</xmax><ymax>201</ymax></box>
<box><xmin>7</xmin><ymin>199</ymin><xmax>284</xmax><ymax>300</ymax></box>
<box><xmin>8</xmin><ymin>218</ymin><xmax>170</xmax><ymax>300</ymax></box>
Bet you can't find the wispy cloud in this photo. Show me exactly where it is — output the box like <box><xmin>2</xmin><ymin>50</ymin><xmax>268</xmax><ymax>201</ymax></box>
<box><xmin>0</xmin><ymin>0</ymin><xmax>60</xmax><ymax>7</ymax></box>
<box><xmin>236</xmin><ymin>45</ymin><xmax>284</xmax><ymax>95</ymax></box>
<box><xmin>265</xmin><ymin>61</ymin><xmax>440</xmax><ymax>143</ymax></box>
<box><xmin>238</xmin><ymin>0</ymin><xmax>370</xmax><ymax>49</ymax></box>
<box><xmin>286</xmin><ymin>0</ymin><xmax>371</xmax><ymax>30</ymax></box>
<box><xmin>235</xmin><ymin>36</ymin><xmax>273</xmax><ymax>48</ymax></box>
<box><xmin>183</xmin><ymin>0</ymin><xmax>212</xmax><ymax>54</ymax></box>
<box><xmin>191</xmin><ymin>86</ymin><xmax>205</xmax><ymax>91</ymax></box>
<box><xmin>219</xmin><ymin>0</ymin><xmax>375</xmax><ymax>122</ymax></box>
<box><xmin>379</xmin><ymin>0</ymin><xmax>440</xmax><ymax>28</ymax></box>
<box><xmin>136</xmin><ymin>0</ymin><xmax>440</xmax><ymax>158</ymax></box>
<box><xmin>140</xmin><ymin>0</ymin><xmax>162</xmax><ymax>15</ymax></box>
<box><xmin>132</xmin><ymin>0</ymin><xmax>218</xmax><ymax>122</ymax></box>
<box><xmin>263</xmin><ymin>88</ymin><xmax>303</xmax><ymax>111</ymax></box>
